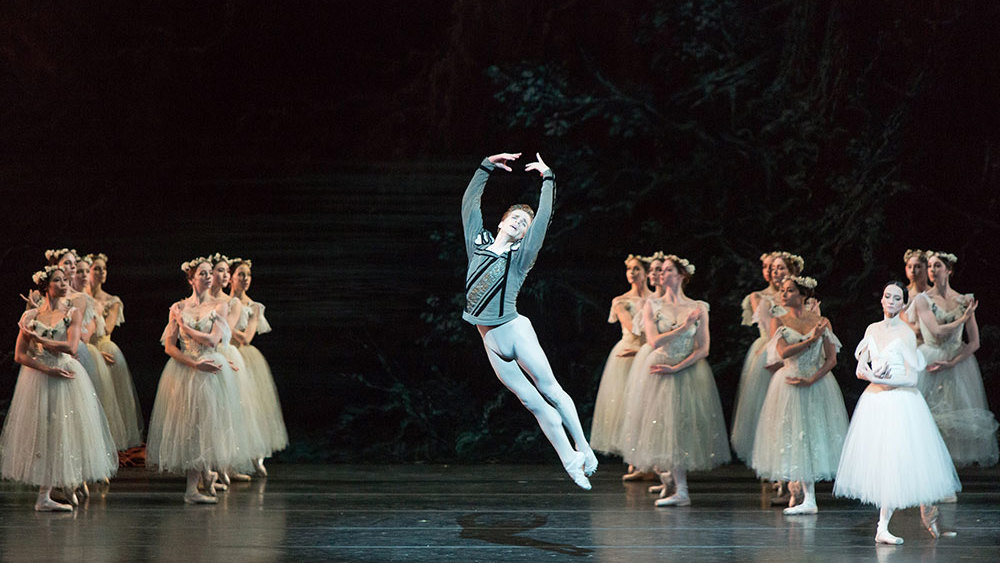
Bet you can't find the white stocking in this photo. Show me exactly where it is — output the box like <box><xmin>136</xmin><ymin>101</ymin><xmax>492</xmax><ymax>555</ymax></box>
<box><xmin>877</xmin><ymin>507</ymin><xmax>903</xmax><ymax>544</ymax></box>
<box><xmin>672</xmin><ymin>466</ymin><xmax>689</xmax><ymax>497</ymax></box>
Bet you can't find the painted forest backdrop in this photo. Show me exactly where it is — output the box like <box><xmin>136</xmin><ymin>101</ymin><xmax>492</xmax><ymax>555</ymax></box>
<box><xmin>1</xmin><ymin>1</ymin><xmax>998</xmax><ymax>462</ymax></box>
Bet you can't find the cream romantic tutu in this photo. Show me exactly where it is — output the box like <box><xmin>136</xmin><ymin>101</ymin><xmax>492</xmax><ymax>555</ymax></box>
<box><xmin>235</xmin><ymin>301</ymin><xmax>288</xmax><ymax>454</ymax></box>
<box><xmin>730</xmin><ymin>294</ymin><xmax>782</xmax><ymax>462</ymax></box>
<box><xmin>590</xmin><ymin>295</ymin><xmax>643</xmax><ymax>456</ymax></box>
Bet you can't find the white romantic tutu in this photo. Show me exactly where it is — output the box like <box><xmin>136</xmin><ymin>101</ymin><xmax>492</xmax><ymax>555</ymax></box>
<box><xmin>729</xmin><ymin>335</ymin><xmax>772</xmax><ymax>462</ymax></box>
<box><xmin>146</xmin><ymin>352</ymin><xmax>251</xmax><ymax>474</ymax></box>
<box><xmin>590</xmin><ymin>335</ymin><xmax>640</xmax><ymax>456</ymax></box>
<box><xmin>834</xmin><ymin>387</ymin><xmax>961</xmax><ymax>509</ymax></box>
<box><xmin>750</xmin><ymin>372</ymin><xmax>849</xmax><ymax>482</ymax></box>
<box><xmin>218</xmin><ymin>344</ymin><xmax>270</xmax><ymax>461</ymax></box>
<box><xmin>0</xmin><ymin>358</ymin><xmax>118</xmax><ymax>488</ymax></box>
<box><xmin>238</xmin><ymin>344</ymin><xmax>288</xmax><ymax>454</ymax></box>
<box><xmin>617</xmin><ymin>343</ymin><xmax>654</xmax><ymax>457</ymax></box>
<box><xmin>77</xmin><ymin>341</ymin><xmax>129</xmax><ymax>450</ymax></box>
<box><xmin>917</xmin><ymin>348</ymin><xmax>999</xmax><ymax>467</ymax></box>
<box><xmin>96</xmin><ymin>336</ymin><xmax>144</xmax><ymax>448</ymax></box>
<box><xmin>623</xmin><ymin>351</ymin><xmax>730</xmax><ymax>472</ymax></box>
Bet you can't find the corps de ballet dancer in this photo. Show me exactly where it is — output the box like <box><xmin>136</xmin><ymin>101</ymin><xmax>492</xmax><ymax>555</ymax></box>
<box><xmin>461</xmin><ymin>152</ymin><xmax>596</xmax><ymax>489</ymax></box>
<box><xmin>85</xmin><ymin>253</ymin><xmax>144</xmax><ymax>449</ymax></box>
<box><xmin>900</xmin><ymin>249</ymin><xmax>930</xmax><ymax>340</ymax></box>
<box><xmin>590</xmin><ymin>254</ymin><xmax>650</xmax><ymax>458</ymax></box>
<box><xmin>620</xmin><ymin>252</ymin><xmax>666</xmax><ymax>482</ymax></box>
<box><xmin>146</xmin><ymin>257</ymin><xmax>250</xmax><ymax>503</ymax></box>
<box><xmin>750</xmin><ymin>276</ymin><xmax>848</xmax><ymax>515</ymax></box>
<box><xmin>0</xmin><ymin>266</ymin><xmax>117</xmax><ymax>511</ymax></box>
<box><xmin>834</xmin><ymin>281</ymin><xmax>961</xmax><ymax>544</ymax></box>
<box><xmin>229</xmin><ymin>258</ymin><xmax>287</xmax><ymax>475</ymax></box>
<box><xmin>622</xmin><ymin>255</ymin><xmax>731</xmax><ymax>507</ymax></box>
<box><xmin>912</xmin><ymin>251</ymin><xmax>998</xmax><ymax>471</ymax></box>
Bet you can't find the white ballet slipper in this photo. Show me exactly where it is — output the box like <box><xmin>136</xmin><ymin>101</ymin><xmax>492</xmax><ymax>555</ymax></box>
<box><xmin>654</xmin><ymin>493</ymin><xmax>691</xmax><ymax>507</ymax></box>
<box><xmin>35</xmin><ymin>498</ymin><xmax>74</xmax><ymax>512</ymax></box>
<box><xmin>582</xmin><ymin>450</ymin><xmax>598</xmax><ymax>476</ymax></box>
<box><xmin>183</xmin><ymin>491</ymin><xmax>218</xmax><ymax>505</ymax></box>
<box><xmin>783</xmin><ymin>502</ymin><xmax>818</xmax><ymax>515</ymax></box>
<box><xmin>876</xmin><ymin>528</ymin><xmax>903</xmax><ymax>545</ymax></box>
<box><xmin>563</xmin><ymin>452</ymin><xmax>591</xmax><ymax>490</ymax></box>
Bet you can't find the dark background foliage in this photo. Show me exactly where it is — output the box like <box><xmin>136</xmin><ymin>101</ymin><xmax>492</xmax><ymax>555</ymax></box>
<box><xmin>1</xmin><ymin>1</ymin><xmax>997</xmax><ymax>463</ymax></box>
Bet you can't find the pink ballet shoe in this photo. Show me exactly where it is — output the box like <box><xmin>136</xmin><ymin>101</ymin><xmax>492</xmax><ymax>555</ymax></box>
<box><xmin>184</xmin><ymin>491</ymin><xmax>218</xmax><ymax>505</ymax></box>
<box><xmin>654</xmin><ymin>493</ymin><xmax>691</xmax><ymax>507</ymax></box>
<box><xmin>35</xmin><ymin>498</ymin><xmax>74</xmax><ymax>512</ymax></box>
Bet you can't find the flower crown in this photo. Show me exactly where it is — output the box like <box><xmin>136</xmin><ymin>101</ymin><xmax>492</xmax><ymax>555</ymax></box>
<box><xmin>209</xmin><ymin>252</ymin><xmax>231</xmax><ymax>265</ymax></box>
<box><xmin>645</xmin><ymin>251</ymin><xmax>667</xmax><ymax>263</ymax></box>
<box><xmin>230</xmin><ymin>257</ymin><xmax>253</xmax><ymax>269</ymax></box>
<box><xmin>32</xmin><ymin>265</ymin><xmax>63</xmax><ymax>285</ymax></box>
<box><xmin>663</xmin><ymin>254</ymin><xmax>696</xmax><ymax>276</ymax></box>
<box><xmin>624</xmin><ymin>253</ymin><xmax>648</xmax><ymax>266</ymax></box>
<box><xmin>772</xmin><ymin>251</ymin><xmax>805</xmax><ymax>273</ymax></box>
<box><xmin>760</xmin><ymin>252</ymin><xmax>775</xmax><ymax>264</ymax></box>
<box><xmin>44</xmin><ymin>248</ymin><xmax>77</xmax><ymax>263</ymax></box>
<box><xmin>927</xmin><ymin>251</ymin><xmax>958</xmax><ymax>266</ymax></box>
<box><xmin>902</xmin><ymin>248</ymin><xmax>926</xmax><ymax>263</ymax></box>
<box><xmin>83</xmin><ymin>252</ymin><xmax>109</xmax><ymax>265</ymax></box>
<box><xmin>789</xmin><ymin>275</ymin><xmax>818</xmax><ymax>289</ymax></box>
<box><xmin>181</xmin><ymin>256</ymin><xmax>210</xmax><ymax>273</ymax></box>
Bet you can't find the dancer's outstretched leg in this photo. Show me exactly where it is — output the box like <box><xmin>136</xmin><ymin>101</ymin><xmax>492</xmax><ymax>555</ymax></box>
<box><xmin>483</xmin><ymin>332</ymin><xmax>590</xmax><ymax>489</ymax></box>
<box><xmin>508</xmin><ymin>317</ymin><xmax>597</xmax><ymax>474</ymax></box>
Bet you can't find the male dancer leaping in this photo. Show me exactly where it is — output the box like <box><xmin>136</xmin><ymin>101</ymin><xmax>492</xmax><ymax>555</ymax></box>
<box><xmin>462</xmin><ymin>152</ymin><xmax>596</xmax><ymax>489</ymax></box>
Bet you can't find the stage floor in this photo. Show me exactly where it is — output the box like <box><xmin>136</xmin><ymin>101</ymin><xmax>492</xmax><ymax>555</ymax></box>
<box><xmin>0</xmin><ymin>463</ymin><xmax>998</xmax><ymax>562</ymax></box>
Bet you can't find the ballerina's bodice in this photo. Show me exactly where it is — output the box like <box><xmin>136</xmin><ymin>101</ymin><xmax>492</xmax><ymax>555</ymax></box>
<box><xmin>653</xmin><ymin>305</ymin><xmax>702</xmax><ymax>364</ymax></box>
<box><xmin>918</xmin><ymin>293</ymin><xmax>973</xmax><ymax>355</ymax></box>
<box><xmin>610</xmin><ymin>295</ymin><xmax>643</xmax><ymax>346</ymax></box>
<box><xmin>774</xmin><ymin>326</ymin><xmax>839</xmax><ymax>377</ymax></box>
<box><xmin>22</xmin><ymin>308</ymin><xmax>74</xmax><ymax>365</ymax></box>
<box><xmin>176</xmin><ymin>310</ymin><xmax>223</xmax><ymax>357</ymax></box>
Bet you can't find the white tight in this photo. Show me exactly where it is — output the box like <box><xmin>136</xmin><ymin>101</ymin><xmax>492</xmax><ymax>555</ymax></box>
<box><xmin>481</xmin><ymin>316</ymin><xmax>590</xmax><ymax>466</ymax></box>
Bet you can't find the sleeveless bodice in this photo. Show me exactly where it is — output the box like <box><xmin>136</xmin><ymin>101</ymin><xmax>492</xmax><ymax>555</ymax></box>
<box><xmin>772</xmin><ymin>326</ymin><xmax>841</xmax><ymax>377</ymax></box>
<box><xmin>21</xmin><ymin>308</ymin><xmax>75</xmax><ymax>365</ymax></box>
<box><xmin>918</xmin><ymin>293</ymin><xmax>973</xmax><ymax>354</ymax></box>
<box><xmin>654</xmin><ymin>303</ymin><xmax>706</xmax><ymax>364</ymax></box>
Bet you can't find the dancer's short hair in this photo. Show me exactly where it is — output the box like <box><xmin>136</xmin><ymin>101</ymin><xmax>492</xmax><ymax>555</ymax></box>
<box><xmin>502</xmin><ymin>204</ymin><xmax>534</xmax><ymax>221</ymax></box>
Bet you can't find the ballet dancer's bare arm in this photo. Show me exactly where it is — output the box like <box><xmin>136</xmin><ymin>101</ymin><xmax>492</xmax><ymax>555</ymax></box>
<box><xmin>650</xmin><ymin>305</ymin><xmax>710</xmax><ymax>375</ymax></box>
<box><xmin>928</xmin><ymin>305</ymin><xmax>980</xmax><ymax>372</ymax></box>
<box><xmin>787</xmin><ymin>327</ymin><xmax>837</xmax><ymax>387</ymax></box>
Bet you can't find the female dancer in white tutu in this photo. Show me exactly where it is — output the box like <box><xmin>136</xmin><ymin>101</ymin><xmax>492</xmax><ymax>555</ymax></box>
<box><xmin>147</xmin><ymin>257</ymin><xmax>249</xmax><ymax>503</ymax></box>
<box><xmin>622</xmin><ymin>255</ymin><xmax>731</xmax><ymax>506</ymax></box>
<box><xmin>900</xmin><ymin>249</ymin><xmax>930</xmax><ymax>339</ymax></box>
<box><xmin>730</xmin><ymin>252</ymin><xmax>779</xmax><ymax>461</ymax></box>
<box><xmin>230</xmin><ymin>258</ymin><xmax>288</xmax><ymax>475</ymax></box>
<box><xmin>462</xmin><ymin>152</ymin><xmax>596</xmax><ymax>489</ymax></box>
<box><xmin>1</xmin><ymin>266</ymin><xmax>117</xmax><ymax>511</ymax></box>
<box><xmin>207</xmin><ymin>253</ymin><xmax>269</xmax><ymax>482</ymax></box>
<box><xmin>86</xmin><ymin>253</ymin><xmax>144</xmax><ymax>448</ymax></box>
<box><xmin>590</xmin><ymin>254</ymin><xmax>649</xmax><ymax>457</ymax></box>
<box><xmin>912</xmin><ymin>251</ymin><xmax>998</xmax><ymax>469</ymax></box>
<box><xmin>834</xmin><ymin>281</ymin><xmax>961</xmax><ymax>544</ymax></box>
<box><xmin>750</xmin><ymin>276</ymin><xmax>849</xmax><ymax>515</ymax></box>
<box><xmin>620</xmin><ymin>252</ymin><xmax>666</xmax><ymax>482</ymax></box>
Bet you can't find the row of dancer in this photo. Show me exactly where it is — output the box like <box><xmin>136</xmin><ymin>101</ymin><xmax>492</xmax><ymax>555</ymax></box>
<box><xmin>0</xmin><ymin>250</ymin><xmax>287</xmax><ymax>510</ymax></box>
<box><xmin>147</xmin><ymin>253</ymin><xmax>287</xmax><ymax>504</ymax></box>
<box><xmin>589</xmin><ymin>250</ymin><xmax>995</xmax><ymax>542</ymax></box>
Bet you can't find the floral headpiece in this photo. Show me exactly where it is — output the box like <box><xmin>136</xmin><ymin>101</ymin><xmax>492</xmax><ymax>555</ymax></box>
<box><xmin>32</xmin><ymin>265</ymin><xmax>63</xmax><ymax>286</ymax></box>
<box><xmin>624</xmin><ymin>254</ymin><xmax>648</xmax><ymax>266</ymax></box>
<box><xmin>230</xmin><ymin>257</ymin><xmax>253</xmax><ymax>270</ymax></box>
<box><xmin>760</xmin><ymin>252</ymin><xmax>775</xmax><ymax>264</ymax></box>
<box><xmin>789</xmin><ymin>275</ymin><xmax>818</xmax><ymax>289</ymax></box>
<box><xmin>181</xmin><ymin>256</ymin><xmax>210</xmax><ymax>273</ymax></box>
<box><xmin>44</xmin><ymin>248</ymin><xmax>78</xmax><ymax>263</ymax></box>
<box><xmin>645</xmin><ymin>251</ymin><xmax>667</xmax><ymax>263</ymax></box>
<box><xmin>78</xmin><ymin>254</ymin><xmax>93</xmax><ymax>265</ymax></box>
<box><xmin>927</xmin><ymin>251</ymin><xmax>958</xmax><ymax>267</ymax></box>
<box><xmin>902</xmin><ymin>249</ymin><xmax>926</xmax><ymax>264</ymax></box>
<box><xmin>209</xmin><ymin>252</ymin><xmax>231</xmax><ymax>266</ymax></box>
<box><xmin>772</xmin><ymin>251</ymin><xmax>805</xmax><ymax>274</ymax></box>
<box><xmin>84</xmin><ymin>252</ymin><xmax>108</xmax><ymax>265</ymax></box>
<box><xmin>663</xmin><ymin>254</ymin><xmax>696</xmax><ymax>276</ymax></box>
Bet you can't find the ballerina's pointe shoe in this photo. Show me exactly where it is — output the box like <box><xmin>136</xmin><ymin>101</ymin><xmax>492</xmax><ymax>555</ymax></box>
<box><xmin>254</xmin><ymin>459</ymin><xmax>268</xmax><ymax>478</ymax></box>
<box><xmin>564</xmin><ymin>452</ymin><xmax>591</xmax><ymax>490</ymax></box>
<box><xmin>582</xmin><ymin>451</ymin><xmax>598</xmax><ymax>476</ymax></box>
<box><xmin>648</xmin><ymin>484</ymin><xmax>665</xmax><ymax>494</ymax></box>
<box><xmin>654</xmin><ymin>493</ymin><xmax>691</xmax><ymax>507</ymax></box>
<box><xmin>35</xmin><ymin>498</ymin><xmax>74</xmax><ymax>512</ymax></box>
<box><xmin>230</xmin><ymin>473</ymin><xmax>252</xmax><ymax>482</ymax></box>
<box><xmin>184</xmin><ymin>491</ymin><xmax>218</xmax><ymax>505</ymax></box>
<box><xmin>783</xmin><ymin>502</ymin><xmax>818</xmax><ymax>515</ymax></box>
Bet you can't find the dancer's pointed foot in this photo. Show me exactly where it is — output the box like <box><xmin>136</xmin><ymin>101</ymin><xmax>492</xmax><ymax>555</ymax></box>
<box><xmin>563</xmin><ymin>452</ymin><xmax>591</xmax><ymax>490</ymax></box>
<box><xmin>622</xmin><ymin>470</ymin><xmax>656</xmax><ymax>482</ymax></box>
<box><xmin>202</xmin><ymin>470</ymin><xmax>224</xmax><ymax>496</ymax></box>
<box><xmin>78</xmin><ymin>482</ymin><xmax>90</xmax><ymax>499</ymax></box>
<box><xmin>230</xmin><ymin>472</ymin><xmax>252</xmax><ymax>482</ymax></box>
<box><xmin>783</xmin><ymin>502</ymin><xmax>818</xmax><ymax>515</ymax></box>
<box><xmin>582</xmin><ymin>450</ymin><xmax>598</xmax><ymax>476</ymax></box>
<box><xmin>35</xmin><ymin>498</ymin><xmax>74</xmax><ymax>512</ymax></box>
<box><xmin>876</xmin><ymin>529</ymin><xmax>904</xmax><ymax>545</ymax></box>
<box><xmin>218</xmin><ymin>471</ymin><xmax>231</xmax><ymax>487</ymax></box>
<box><xmin>184</xmin><ymin>491</ymin><xmax>218</xmax><ymax>505</ymax></box>
<box><xmin>254</xmin><ymin>458</ymin><xmax>268</xmax><ymax>478</ymax></box>
<box><xmin>654</xmin><ymin>493</ymin><xmax>691</xmax><ymax>507</ymax></box>
<box><xmin>648</xmin><ymin>484</ymin><xmax>665</xmax><ymax>494</ymax></box>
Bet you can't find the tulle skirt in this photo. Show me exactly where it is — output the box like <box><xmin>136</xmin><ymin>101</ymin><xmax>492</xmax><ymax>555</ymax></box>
<box><xmin>750</xmin><ymin>372</ymin><xmax>849</xmax><ymax>482</ymax></box>
<box><xmin>218</xmin><ymin>344</ymin><xmax>270</xmax><ymax>461</ymax></box>
<box><xmin>623</xmin><ymin>351</ymin><xmax>731</xmax><ymax>472</ymax></box>
<box><xmin>96</xmin><ymin>336</ymin><xmax>144</xmax><ymax>448</ymax></box>
<box><xmin>0</xmin><ymin>358</ymin><xmax>118</xmax><ymax>488</ymax></box>
<box><xmin>590</xmin><ymin>338</ymin><xmax>639</xmax><ymax>456</ymax></box>
<box><xmin>77</xmin><ymin>342</ymin><xmax>128</xmax><ymax>450</ymax></box>
<box><xmin>730</xmin><ymin>336</ymin><xmax>772</xmax><ymax>461</ymax></box>
<box><xmin>618</xmin><ymin>343</ymin><xmax>654</xmax><ymax>459</ymax></box>
<box><xmin>834</xmin><ymin>387</ymin><xmax>961</xmax><ymax>509</ymax></box>
<box><xmin>238</xmin><ymin>344</ymin><xmax>288</xmax><ymax>454</ymax></box>
<box><xmin>146</xmin><ymin>352</ymin><xmax>251</xmax><ymax>474</ymax></box>
<box><xmin>917</xmin><ymin>345</ymin><xmax>999</xmax><ymax>467</ymax></box>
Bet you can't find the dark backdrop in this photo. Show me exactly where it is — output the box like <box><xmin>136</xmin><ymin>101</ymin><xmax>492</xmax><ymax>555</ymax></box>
<box><xmin>1</xmin><ymin>1</ymin><xmax>998</xmax><ymax>463</ymax></box>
